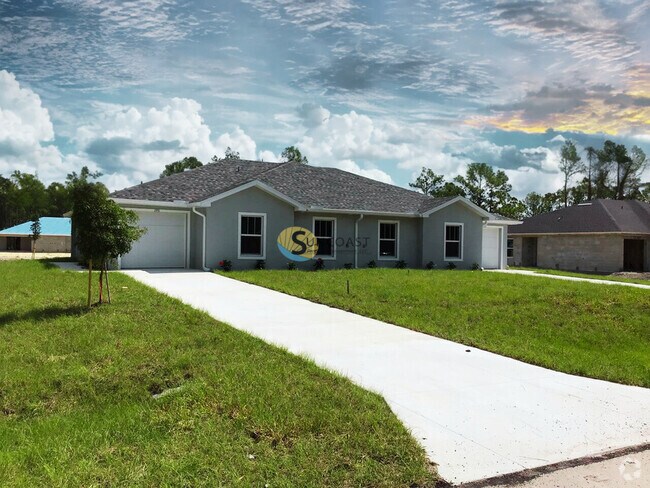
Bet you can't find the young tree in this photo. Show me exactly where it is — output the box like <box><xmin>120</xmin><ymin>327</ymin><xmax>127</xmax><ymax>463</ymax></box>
<box><xmin>558</xmin><ymin>140</ymin><xmax>584</xmax><ymax>207</ymax></box>
<box><xmin>281</xmin><ymin>146</ymin><xmax>309</xmax><ymax>164</ymax></box>
<box><xmin>72</xmin><ymin>181</ymin><xmax>145</xmax><ymax>307</ymax></box>
<box><xmin>211</xmin><ymin>147</ymin><xmax>241</xmax><ymax>162</ymax></box>
<box><xmin>160</xmin><ymin>156</ymin><xmax>203</xmax><ymax>177</ymax></box>
<box><xmin>29</xmin><ymin>218</ymin><xmax>41</xmax><ymax>259</ymax></box>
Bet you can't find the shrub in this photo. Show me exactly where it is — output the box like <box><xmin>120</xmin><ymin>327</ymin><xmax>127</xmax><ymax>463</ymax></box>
<box><xmin>446</xmin><ymin>262</ymin><xmax>456</xmax><ymax>270</ymax></box>
<box><xmin>367</xmin><ymin>260</ymin><xmax>377</xmax><ymax>268</ymax></box>
<box><xmin>471</xmin><ymin>262</ymin><xmax>482</xmax><ymax>271</ymax></box>
<box><xmin>343</xmin><ymin>263</ymin><xmax>353</xmax><ymax>269</ymax></box>
<box><xmin>313</xmin><ymin>258</ymin><xmax>325</xmax><ymax>271</ymax></box>
<box><xmin>255</xmin><ymin>260</ymin><xmax>266</xmax><ymax>270</ymax></box>
<box><xmin>425</xmin><ymin>261</ymin><xmax>436</xmax><ymax>270</ymax></box>
<box><xmin>394</xmin><ymin>260</ymin><xmax>407</xmax><ymax>269</ymax></box>
<box><xmin>287</xmin><ymin>261</ymin><xmax>297</xmax><ymax>270</ymax></box>
<box><xmin>219</xmin><ymin>259</ymin><xmax>232</xmax><ymax>272</ymax></box>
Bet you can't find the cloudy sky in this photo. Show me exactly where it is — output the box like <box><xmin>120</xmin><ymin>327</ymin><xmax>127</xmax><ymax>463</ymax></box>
<box><xmin>1</xmin><ymin>0</ymin><xmax>649</xmax><ymax>196</ymax></box>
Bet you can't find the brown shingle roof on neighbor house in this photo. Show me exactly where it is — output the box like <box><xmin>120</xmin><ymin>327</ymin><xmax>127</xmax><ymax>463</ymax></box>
<box><xmin>510</xmin><ymin>199</ymin><xmax>650</xmax><ymax>235</ymax></box>
<box><xmin>110</xmin><ymin>159</ymin><xmax>461</xmax><ymax>215</ymax></box>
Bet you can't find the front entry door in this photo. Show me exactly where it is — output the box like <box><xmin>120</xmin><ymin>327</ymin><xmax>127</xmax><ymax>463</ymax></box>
<box><xmin>623</xmin><ymin>239</ymin><xmax>644</xmax><ymax>272</ymax></box>
<box><xmin>522</xmin><ymin>237</ymin><xmax>537</xmax><ymax>267</ymax></box>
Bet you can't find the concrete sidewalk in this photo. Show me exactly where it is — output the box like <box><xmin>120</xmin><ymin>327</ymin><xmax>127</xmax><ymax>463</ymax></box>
<box><xmin>122</xmin><ymin>269</ymin><xmax>650</xmax><ymax>485</ymax></box>
<box><xmin>488</xmin><ymin>269</ymin><xmax>650</xmax><ymax>290</ymax></box>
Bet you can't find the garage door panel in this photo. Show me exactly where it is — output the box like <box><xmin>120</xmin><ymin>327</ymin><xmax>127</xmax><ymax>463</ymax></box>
<box><xmin>482</xmin><ymin>227</ymin><xmax>500</xmax><ymax>269</ymax></box>
<box><xmin>121</xmin><ymin>211</ymin><xmax>187</xmax><ymax>269</ymax></box>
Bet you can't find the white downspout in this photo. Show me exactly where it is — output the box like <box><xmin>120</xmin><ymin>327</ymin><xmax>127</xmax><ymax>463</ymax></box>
<box><xmin>192</xmin><ymin>207</ymin><xmax>210</xmax><ymax>271</ymax></box>
<box><xmin>354</xmin><ymin>213</ymin><xmax>364</xmax><ymax>268</ymax></box>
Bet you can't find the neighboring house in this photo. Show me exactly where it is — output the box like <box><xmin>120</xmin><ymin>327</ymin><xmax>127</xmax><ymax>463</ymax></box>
<box><xmin>110</xmin><ymin>160</ymin><xmax>519</xmax><ymax>270</ymax></box>
<box><xmin>508</xmin><ymin>199</ymin><xmax>650</xmax><ymax>273</ymax></box>
<box><xmin>0</xmin><ymin>217</ymin><xmax>72</xmax><ymax>253</ymax></box>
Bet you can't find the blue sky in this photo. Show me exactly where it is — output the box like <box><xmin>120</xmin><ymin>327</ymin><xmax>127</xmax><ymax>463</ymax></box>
<box><xmin>1</xmin><ymin>0</ymin><xmax>649</xmax><ymax>197</ymax></box>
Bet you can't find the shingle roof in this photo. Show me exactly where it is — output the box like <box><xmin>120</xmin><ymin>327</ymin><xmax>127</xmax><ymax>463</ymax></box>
<box><xmin>0</xmin><ymin>217</ymin><xmax>71</xmax><ymax>236</ymax></box>
<box><xmin>110</xmin><ymin>159</ymin><xmax>474</xmax><ymax>215</ymax></box>
<box><xmin>510</xmin><ymin>200</ymin><xmax>650</xmax><ymax>235</ymax></box>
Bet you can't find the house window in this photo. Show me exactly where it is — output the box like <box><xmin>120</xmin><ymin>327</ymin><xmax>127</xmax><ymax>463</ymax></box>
<box><xmin>507</xmin><ymin>238</ymin><xmax>514</xmax><ymax>258</ymax></box>
<box><xmin>239</xmin><ymin>213</ymin><xmax>265</xmax><ymax>258</ymax></box>
<box><xmin>314</xmin><ymin>218</ymin><xmax>336</xmax><ymax>258</ymax></box>
<box><xmin>444</xmin><ymin>223</ymin><xmax>463</xmax><ymax>260</ymax></box>
<box><xmin>378</xmin><ymin>221</ymin><xmax>398</xmax><ymax>259</ymax></box>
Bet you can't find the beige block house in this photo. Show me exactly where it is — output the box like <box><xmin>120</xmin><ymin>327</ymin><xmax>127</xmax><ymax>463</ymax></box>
<box><xmin>508</xmin><ymin>200</ymin><xmax>650</xmax><ymax>273</ymax></box>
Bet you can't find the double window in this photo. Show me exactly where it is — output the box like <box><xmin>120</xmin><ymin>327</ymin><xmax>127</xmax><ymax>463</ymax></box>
<box><xmin>444</xmin><ymin>223</ymin><xmax>463</xmax><ymax>260</ymax></box>
<box><xmin>507</xmin><ymin>238</ymin><xmax>514</xmax><ymax>258</ymax></box>
<box><xmin>313</xmin><ymin>218</ymin><xmax>336</xmax><ymax>258</ymax></box>
<box><xmin>239</xmin><ymin>213</ymin><xmax>265</xmax><ymax>258</ymax></box>
<box><xmin>378</xmin><ymin>221</ymin><xmax>398</xmax><ymax>259</ymax></box>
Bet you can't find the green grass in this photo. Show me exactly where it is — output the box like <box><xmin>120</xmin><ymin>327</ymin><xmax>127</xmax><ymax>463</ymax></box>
<box><xmin>0</xmin><ymin>261</ymin><xmax>434</xmax><ymax>487</ymax></box>
<box><xmin>227</xmin><ymin>268</ymin><xmax>650</xmax><ymax>388</ymax></box>
<box><xmin>512</xmin><ymin>267</ymin><xmax>650</xmax><ymax>285</ymax></box>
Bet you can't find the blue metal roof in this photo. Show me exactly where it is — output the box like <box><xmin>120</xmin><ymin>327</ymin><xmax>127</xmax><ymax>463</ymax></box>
<box><xmin>0</xmin><ymin>217</ymin><xmax>71</xmax><ymax>236</ymax></box>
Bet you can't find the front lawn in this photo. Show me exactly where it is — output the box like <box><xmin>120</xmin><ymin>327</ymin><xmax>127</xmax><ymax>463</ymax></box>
<box><xmin>512</xmin><ymin>266</ymin><xmax>650</xmax><ymax>285</ymax></box>
<box><xmin>0</xmin><ymin>261</ymin><xmax>434</xmax><ymax>487</ymax></box>
<box><xmin>227</xmin><ymin>268</ymin><xmax>650</xmax><ymax>388</ymax></box>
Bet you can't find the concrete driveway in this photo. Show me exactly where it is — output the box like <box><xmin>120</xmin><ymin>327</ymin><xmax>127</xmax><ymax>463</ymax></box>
<box><xmin>122</xmin><ymin>269</ymin><xmax>650</xmax><ymax>485</ymax></box>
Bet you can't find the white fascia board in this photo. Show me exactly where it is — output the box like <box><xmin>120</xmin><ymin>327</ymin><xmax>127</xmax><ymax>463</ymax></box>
<box><xmin>111</xmin><ymin>198</ymin><xmax>190</xmax><ymax>208</ymax></box>
<box><xmin>486</xmin><ymin>219</ymin><xmax>523</xmax><ymax>226</ymax></box>
<box><xmin>195</xmin><ymin>180</ymin><xmax>307</xmax><ymax>210</ymax></box>
<box><xmin>299</xmin><ymin>208</ymin><xmax>419</xmax><ymax>218</ymax></box>
<box><xmin>421</xmin><ymin>196</ymin><xmax>492</xmax><ymax>218</ymax></box>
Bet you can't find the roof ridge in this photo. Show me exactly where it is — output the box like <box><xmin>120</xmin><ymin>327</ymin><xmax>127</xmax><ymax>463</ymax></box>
<box><xmin>597</xmin><ymin>199</ymin><xmax>623</xmax><ymax>232</ymax></box>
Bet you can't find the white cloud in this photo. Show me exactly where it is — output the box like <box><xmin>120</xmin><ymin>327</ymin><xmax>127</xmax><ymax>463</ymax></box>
<box><xmin>74</xmin><ymin>98</ymin><xmax>261</xmax><ymax>187</ymax></box>
<box><xmin>0</xmin><ymin>70</ymin><xmax>65</xmax><ymax>182</ymax></box>
<box><xmin>258</xmin><ymin>149</ymin><xmax>278</xmax><ymax>162</ymax></box>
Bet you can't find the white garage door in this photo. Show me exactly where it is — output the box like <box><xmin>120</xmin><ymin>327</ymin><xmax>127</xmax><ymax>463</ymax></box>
<box><xmin>481</xmin><ymin>226</ymin><xmax>501</xmax><ymax>269</ymax></box>
<box><xmin>121</xmin><ymin>210</ymin><xmax>187</xmax><ymax>269</ymax></box>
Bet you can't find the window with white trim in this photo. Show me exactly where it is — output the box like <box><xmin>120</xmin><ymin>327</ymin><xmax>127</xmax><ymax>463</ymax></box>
<box><xmin>444</xmin><ymin>224</ymin><xmax>462</xmax><ymax>260</ymax></box>
<box><xmin>507</xmin><ymin>238</ymin><xmax>514</xmax><ymax>258</ymax></box>
<box><xmin>314</xmin><ymin>218</ymin><xmax>335</xmax><ymax>258</ymax></box>
<box><xmin>379</xmin><ymin>222</ymin><xmax>398</xmax><ymax>259</ymax></box>
<box><xmin>239</xmin><ymin>214</ymin><xmax>264</xmax><ymax>257</ymax></box>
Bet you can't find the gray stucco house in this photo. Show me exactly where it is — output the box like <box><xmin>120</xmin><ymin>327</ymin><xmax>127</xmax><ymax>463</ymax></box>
<box><xmin>508</xmin><ymin>199</ymin><xmax>650</xmax><ymax>273</ymax></box>
<box><xmin>111</xmin><ymin>160</ymin><xmax>516</xmax><ymax>270</ymax></box>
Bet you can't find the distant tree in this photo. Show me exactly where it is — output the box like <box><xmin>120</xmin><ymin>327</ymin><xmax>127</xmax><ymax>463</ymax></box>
<box><xmin>619</xmin><ymin>146</ymin><xmax>647</xmax><ymax>199</ymax></box>
<box><xmin>584</xmin><ymin>146</ymin><xmax>597</xmax><ymax>200</ymax></box>
<box><xmin>0</xmin><ymin>175</ymin><xmax>18</xmax><ymax>229</ymax></box>
<box><xmin>524</xmin><ymin>191</ymin><xmax>561</xmax><ymax>217</ymax></box>
<box><xmin>29</xmin><ymin>218</ymin><xmax>41</xmax><ymax>259</ymax></box>
<box><xmin>11</xmin><ymin>171</ymin><xmax>48</xmax><ymax>224</ymax></box>
<box><xmin>409</xmin><ymin>168</ymin><xmax>446</xmax><ymax>195</ymax></box>
<box><xmin>558</xmin><ymin>140</ymin><xmax>584</xmax><ymax>207</ymax></box>
<box><xmin>281</xmin><ymin>146</ymin><xmax>309</xmax><ymax>164</ymax></box>
<box><xmin>46</xmin><ymin>182</ymin><xmax>71</xmax><ymax>216</ymax></box>
<box><xmin>72</xmin><ymin>181</ymin><xmax>145</xmax><ymax>307</ymax></box>
<box><xmin>409</xmin><ymin>167</ymin><xmax>465</xmax><ymax>197</ymax></box>
<box><xmin>453</xmin><ymin>163</ymin><xmax>514</xmax><ymax>215</ymax></box>
<box><xmin>211</xmin><ymin>147</ymin><xmax>241</xmax><ymax>162</ymax></box>
<box><xmin>160</xmin><ymin>156</ymin><xmax>203</xmax><ymax>177</ymax></box>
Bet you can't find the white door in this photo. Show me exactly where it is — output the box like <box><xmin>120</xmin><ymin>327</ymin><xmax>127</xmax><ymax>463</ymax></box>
<box><xmin>121</xmin><ymin>211</ymin><xmax>187</xmax><ymax>269</ymax></box>
<box><xmin>481</xmin><ymin>226</ymin><xmax>501</xmax><ymax>269</ymax></box>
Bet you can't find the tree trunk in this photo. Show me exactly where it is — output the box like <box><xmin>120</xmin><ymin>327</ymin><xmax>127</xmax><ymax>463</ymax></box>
<box><xmin>87</xmin><ymin>259</ymin><xmax>93</xmax><ymax>308</ymax></box>
<box><xmin>105</xmin><ymin>261</ymin><xmax>111</xmax><ymax>304</ymax></box>
<box><xmin>98</xmin><ymin>265</ymin><xmax>104</xmax><ymax>304</ymax></box>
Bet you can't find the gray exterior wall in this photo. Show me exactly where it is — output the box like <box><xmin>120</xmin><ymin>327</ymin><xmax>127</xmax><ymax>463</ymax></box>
<box><xmin>203</xmin><ymin>187</ymin><xmax>295</xmax><ymax>270</ymax></box>
<box><xmin>507</xmin><ymin>234</ymin><xmax>650</xmax><ymax>272</ymax></box>
<box><xmin>422</xmin><ymin>203</ymin><xmax>485</xmax><ymax>269</ymax></box>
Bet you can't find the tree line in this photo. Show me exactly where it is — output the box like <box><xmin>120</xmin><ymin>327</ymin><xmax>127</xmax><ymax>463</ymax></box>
<box><xmin>409</xmin><ymin>139</ymin><xmax>649</xmax><ymax>219</ymax></box>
